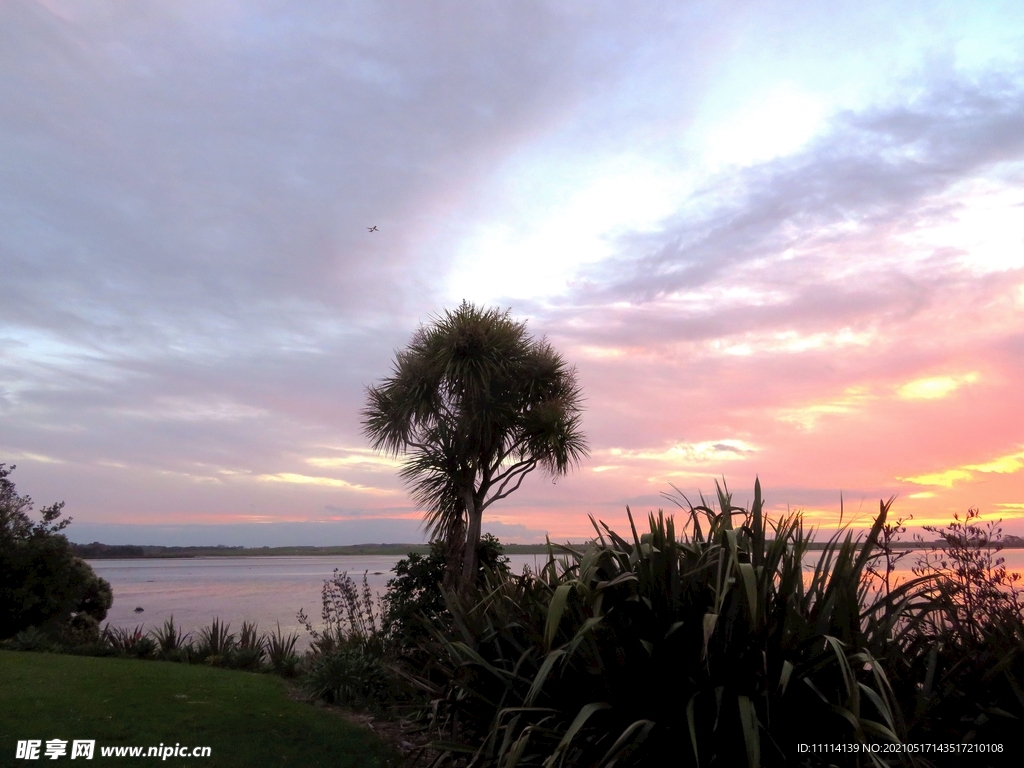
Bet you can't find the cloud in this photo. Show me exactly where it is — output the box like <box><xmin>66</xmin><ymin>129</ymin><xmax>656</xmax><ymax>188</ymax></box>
<box><xmin>900</xmin><ymin>447</ymin><xmax>1024</xmax><ymax>488</ymax></box>
<box><xmin>256</xmin><ymin>473</ymin><xmax>394</xmax><ymax>494</ymax></box>
<box><xmin>538</xmin><ymin>76</ymin><xmax>1024</xmax><ymax>358</ymax></box>
<box><xmin>4</xmin><ymin>3</ymin><xmax>1024</xmax><ymax>539</ymax></box>
<box><xmin>645</xmin><ymin>440</ymin><xmax>754</xmax><ymax>462</ymax></box>
<box><xmin>897</xmin><ymin>373</ymin><xmax>980</xmax><ymax>400</ymax></box>
<box><xmin>900</xmin><ymin>469</ymin><xmax>974</xmax><ymax>489</ymax></box>
<box><xmin>481</xmin><ymin>520</ymin><xmax>550</xmax><ymax>544</ymax></box>
<box><xmin>594</xmin><ymin>440</ymin><xmax>759</xmax><ymax>469</ymax></box>
<box><xmin>305</xmin><ymin>450</ymin><xmax>402</xmax><ymax>471</ymax></box>
<box><xmin>777</xmin><ymin>387</ymin><xmax>875</xmax><ymax>430</ymax></box>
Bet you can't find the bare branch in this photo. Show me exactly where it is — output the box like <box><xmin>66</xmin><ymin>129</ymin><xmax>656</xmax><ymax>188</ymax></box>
<box><xmin>482</xmin><ymin>462</ymin><xmax>536</xmax><ymax>510</ymax></box>
<box><xmin>488</xmin><ymin>436</ymin><xmax>529</xmax><ymax>472</ymax></box>
<box><xmin>487</xmin><ymin>457</ymin><xmax>535</xmax><ymax>486</ymax></box>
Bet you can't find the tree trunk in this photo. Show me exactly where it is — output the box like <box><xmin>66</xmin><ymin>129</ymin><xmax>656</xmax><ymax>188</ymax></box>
<box><xmin>460</xmin><ymin>491</ymin><xmax>483</xmax><ymax>590</ymax></box>
<box><xmin>441</xmin><ymin>515</ymin><xmax>466</xmax><ymax>591</ymax></box>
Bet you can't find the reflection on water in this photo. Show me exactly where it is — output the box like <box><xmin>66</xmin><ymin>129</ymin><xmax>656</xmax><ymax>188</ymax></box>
<box><xmin>90</xmin><ymin>555</ymin><xmax>547</xmax><ymax>647</ymax></box>
<box><xmin>90</xmin><ymin>550</ymin><xmax>1024</xmax><ymax>647</ymax></box>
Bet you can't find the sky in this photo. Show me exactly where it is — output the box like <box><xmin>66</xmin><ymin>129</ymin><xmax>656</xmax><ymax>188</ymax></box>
<box><xmin>2</xmin><ymin>0</ymin><xmax>1023</xmax><ymax>545</ymax></box>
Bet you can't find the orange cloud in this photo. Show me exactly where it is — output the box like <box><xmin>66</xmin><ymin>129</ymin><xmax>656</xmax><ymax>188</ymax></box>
<box><xmin>900</xmin><ymin>447</ymin><xmax>1024</xmax><ymax>488</ymax></box>
<box><xmin>777</xmin><ymin>386</ymin><xmax>873</xmax><ymax>429</ymax></box>
<box><xmin>897</xmin><ymin>372</ymin><xmax>979</xmax><ymax>401</ymax></box>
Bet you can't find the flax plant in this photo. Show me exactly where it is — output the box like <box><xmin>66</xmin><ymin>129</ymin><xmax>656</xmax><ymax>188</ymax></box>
<box><xmin>195</xmin><ymin>617</ymin><xmax>235</xmax><ymax>663</ymax></box>
<box><xmin>231</xmin><ymin>621</ymin><xmax>267</xmax><ymax>669</ymax></box>
<box><xmin>151</xmin><ymin>616</ymin><xmax>189</xmax><ymax>651</ymax></box>
<box><xmin>266</xmin><ymin>621</ymin><xmax>300</xmax><ymax>676</ymax></box>
<box><xmin>419</xmin><ymin>480</ymin><xmax>933</xmax><ymax>768</ymax></box>
<box><xmin>102</xmin><ymin>624</ymin><xmax>156</xmax><ymax>658</ymax></box>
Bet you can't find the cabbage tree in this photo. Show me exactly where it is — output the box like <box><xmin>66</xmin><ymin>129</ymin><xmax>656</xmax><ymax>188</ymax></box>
<box><xmin>362</xmin><ymin>302</ymin><xmax>587</xmax><ymax>587</ymax></box>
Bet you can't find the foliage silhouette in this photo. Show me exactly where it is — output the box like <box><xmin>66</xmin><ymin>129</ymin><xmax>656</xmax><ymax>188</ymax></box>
<box><xmin>363</xmin><ymin>302</ymin><xmax>586</xmax><ymax>587</ymax></box>
<box><xmin>1</xmin><ymin>464</ymin><xmax>112</xmax><ymax>640</ymax></box>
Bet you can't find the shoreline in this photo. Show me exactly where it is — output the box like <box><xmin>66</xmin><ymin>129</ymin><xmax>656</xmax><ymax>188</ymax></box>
<box><xmin>74</xmin><ymin>539</ymin><xmax>1024</xmax><ymax>559</ymax></box>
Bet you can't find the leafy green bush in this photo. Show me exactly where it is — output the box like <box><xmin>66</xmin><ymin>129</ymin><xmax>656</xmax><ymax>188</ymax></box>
<box><xmin>382</xmin><ymin>544</ymin><xmax>448</xmax><ymax>642</ymax></box>
<box><xmin>7</xmin><ymin>626</ymin><xmax>54</xmax><ymax>652</ymax></box>
<box><xmin>383</xmin><ymin>533</ymin><xmax>509</xmax><ymax>651</ymax></box>
<box><xmin>58</xmin><ymin>612</ymin><xmax>103</xmax><ymax>646</ymax></box>
<box><xmin>0</xmin><ymin>464</ymin><xmax>113</xmax><ymax>640</ymax></box>
<box><xmin>301</xmin><ymin>645</ymin><xmax>398</xmax><ymax>710</ymax></box>
<box><xmin>228</xmin><ymin>621</ymin><xmax>267</xmax><ymax>670</ymax></box>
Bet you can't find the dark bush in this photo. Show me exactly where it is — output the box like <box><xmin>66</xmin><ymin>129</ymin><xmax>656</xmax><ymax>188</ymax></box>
<box><xmin>0</xmin><ymin>464</ymin><xmax>113</xmax><ymax>640</ymax></box>
<box><xmin>900</xmin><ymin>509</ymin><xmax>1024</xmax><ymax>751</ymax></box>
<box><xmin>7</xmin><ymin>626</ymin><xmax>53</xmax><ymax>652</ymax></box>
<box><xmin>301</xmin><ymin>645</ymin><xmax>398</xmax><ymax>710</ymax></box>
<box><xmin>298</xmin><ymin>570</ymin><xmax>384</xmax><ymax>657</ymax></box>
<box><xmin>383</xmin><ymin>533</ymin><xmax>509</xmax><ymax>649</ymax></box>
<box><xmin>102</xmin><ymin>624</ymin><xmax>156</xmax><ymax>658</ymax></box>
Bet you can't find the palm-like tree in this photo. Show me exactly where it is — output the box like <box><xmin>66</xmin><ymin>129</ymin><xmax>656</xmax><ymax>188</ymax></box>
<box><xmin>362</xmin><ymin>302</ymin><xmax>587</xmax><ymax>587</ymax></box>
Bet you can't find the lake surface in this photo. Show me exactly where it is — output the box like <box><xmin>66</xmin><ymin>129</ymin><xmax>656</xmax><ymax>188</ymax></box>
<box><xmin>89</xmin><ymin>554</ymin><xmax>549</xmax><ymax>646</ymax></box>
<box><xmin>90</xmin><ymin>550</ymin><xmax>1024</xmax><ymax>647</ymax></box>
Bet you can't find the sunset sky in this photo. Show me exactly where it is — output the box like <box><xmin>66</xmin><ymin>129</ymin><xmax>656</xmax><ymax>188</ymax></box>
<box><xmin>3</xmin><ymin>0</ymin><xmax>1023</xmax><ymax>545</ymax></box>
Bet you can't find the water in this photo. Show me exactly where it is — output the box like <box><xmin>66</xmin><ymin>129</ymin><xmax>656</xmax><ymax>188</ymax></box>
<box><xmin>89</xmin><ymin>554</ymin><xmax>546</xmax><ymax>646</ymax></box>
<box><xmin>90</xmin><ymin>550</ymin><xmax>1024</xmax><ymax>646</ymax></box>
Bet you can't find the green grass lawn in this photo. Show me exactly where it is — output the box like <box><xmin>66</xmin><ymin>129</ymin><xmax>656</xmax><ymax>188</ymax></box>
<box><xmin>0</xmin><ymin>650</ymin><xmax>396</xmax><ymax>767</ymax></box>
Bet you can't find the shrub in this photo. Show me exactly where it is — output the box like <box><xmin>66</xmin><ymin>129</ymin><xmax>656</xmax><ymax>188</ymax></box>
<box><xmin>296</xmin><ymin>568</ymin><xmax>412</xmax><ymax>710</ymax></box>
<box><xmin>301</xmin><ymin>646</ymin><xmax>398</xmax><ymax>710</ymax></box>
<box><xmin>298</xmin><ymin>570</ymin><xmax>384</xmax><ymax>656</ymax></box>
<box><xmin>62</xmin><ymin>640</ymin><xmax>118</xmax><ymax>657</ymax></box>
<box><xmin>7</xmin><ymin>626</ymin><xmax>54</xmax><ymax>652</ymax></box>
<box><xmin>102</xmin><ymin>624</ymin><xmax>156</xmax><ymax>658</ymax></box>
<box><xmin>0</xmin><ymin>464</ymin><xmax>113</xmax><ymax>640</ymax></box>
<box><xmin>383</xmin><ymin>533</ymin><xmax>510</xmax><ymax>650</ymax></box>
<box><xmin>60</xmin><ymin>612</ymin><xmax>102</xmax><ymax>646</ymax></box>
<box><xmin>382</xmin><ymin>543</ymin><xmax>448</xmax><ymax>645</ymax></box>
<box><xmin>901</xmin><ymin>509</ymin><xmax>1024</xmax><ymax>749</ymax></box>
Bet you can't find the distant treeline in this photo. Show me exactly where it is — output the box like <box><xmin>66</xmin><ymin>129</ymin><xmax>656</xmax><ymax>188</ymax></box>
<box><xmin>70</xmin><ymin>536</ymin><xmax>1024</xmax><ymax>560</ymax></box>
<box><xmin>70</xmin><ymin>541</ymin><xmax>585</xmax><ymax>559</ymax></box>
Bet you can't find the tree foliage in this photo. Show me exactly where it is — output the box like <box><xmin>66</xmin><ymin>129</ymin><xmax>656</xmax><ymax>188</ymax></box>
<box><xmin>362</xmin><ymin>302</ymin><xmax>587</xmax><ymax>586</ymax></box>
<box><xmin>382</xmin><ymin>533</ymin><xmax>509</xmax><ymax>648</ymax></box>
<box><xmin>0</xmin><ymin>464</ymin><xmax>112</xmax><ymax>640</ymax></box>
